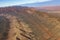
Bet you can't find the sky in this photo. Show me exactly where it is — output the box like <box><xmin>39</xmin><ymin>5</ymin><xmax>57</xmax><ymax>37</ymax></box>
<box><xmin>0</xmin><ymin>0</ymin><xmax>60</xmax><ymax>7</ymax></box>
<box><xmin>21</xmin><ymin>0</ymin><xmax>60</xmax><ymax>7</ymax></box>
<box><xmin>0</xmin><ymin>0</ymin><xmax>53</xmax><ymax>7</ymax></box>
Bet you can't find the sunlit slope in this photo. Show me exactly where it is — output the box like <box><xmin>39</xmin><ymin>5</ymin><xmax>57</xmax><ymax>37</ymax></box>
<box><xmin>0</xmin><ymin>6</ymin><xmax>60</xmax><ymax>40</ymax></box>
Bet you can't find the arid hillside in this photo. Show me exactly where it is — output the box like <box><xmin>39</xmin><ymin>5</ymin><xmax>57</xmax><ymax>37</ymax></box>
<box><xmin>0</xmin><ymin>6</ymin><xmax>60</xmax><ymax>40</ymax></box>
<box><xmin>35</xmin><ymin>6</ymin><xmax>60</xmax><ymax>13</ymax></box>
<box><xmin>38</xmin><ymin>6</ymin><xmax>60</xmax><ymax>11</ymax></box>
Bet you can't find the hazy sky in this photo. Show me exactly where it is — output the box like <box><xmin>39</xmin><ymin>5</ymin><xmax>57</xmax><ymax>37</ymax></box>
<box><xmin>0</xmin><ymin>0</ymin><xmax>52</xmax><ymax>7</ymax></box>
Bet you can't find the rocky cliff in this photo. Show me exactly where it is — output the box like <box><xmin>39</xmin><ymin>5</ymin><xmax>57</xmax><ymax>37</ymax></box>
<box><xmin>0</xmin><ymin>6</ymin><xmax>60</xmax><ymax>40</ymax></box>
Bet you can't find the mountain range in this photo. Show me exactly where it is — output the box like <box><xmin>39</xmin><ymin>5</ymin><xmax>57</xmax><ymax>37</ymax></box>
<box><xmin>0</xmin><ymin>6</ymin><xmax>60</xmax><ymax>40</ymax></box>
<box><xmin>0</xmin><ymin>0</ymin><xmax>60</xmax><ymax>40</ymax></box>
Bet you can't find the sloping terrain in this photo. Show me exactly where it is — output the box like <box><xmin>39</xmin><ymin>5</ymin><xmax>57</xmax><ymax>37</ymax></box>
<box><xmin>0</xmin><ymin>6</ymin><xmax>60</xmax><ymax>40</ymax></box>
<box><xmin>39</xmin><ymin>6</ymin><xmax>60</xmax><ymax>11</ymax></box>
<box><xmin>35</xmin><ymin>6</ymin><xmax>60</xmax><ymax>13</ymax></box>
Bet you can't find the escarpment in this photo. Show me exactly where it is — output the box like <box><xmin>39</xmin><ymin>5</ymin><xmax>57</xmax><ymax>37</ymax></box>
<box><xmin>0</xmin><ymin>7</ymin><xmax>60</xmax><ymax>40</ymax></box>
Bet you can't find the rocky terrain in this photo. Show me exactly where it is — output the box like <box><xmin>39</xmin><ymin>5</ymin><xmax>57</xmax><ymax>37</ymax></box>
<box><xmin>0</xmin><ymin>6</ymin><xmax>60</xmax><ymax>40</ymax></box>
<box><xmin>35</xmin><ymin>6</ymin><xmax>60</xmax><ymax>13</ymax></box>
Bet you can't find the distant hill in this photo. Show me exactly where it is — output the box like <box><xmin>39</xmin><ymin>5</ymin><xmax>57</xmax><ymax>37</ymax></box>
<box><xmin>39</xmin><ymin>6</ymin><xmax>60</xmax><ymax>11</ymax></box>
<box><xmin>34</xmin><ymin>6</ymin><xmax>60</xmax><ymax>13</ymax></box>
<box><xmin>0</xmin><ymin>6</ymin><xmax>60</xmax><ymax>40</ymax></box>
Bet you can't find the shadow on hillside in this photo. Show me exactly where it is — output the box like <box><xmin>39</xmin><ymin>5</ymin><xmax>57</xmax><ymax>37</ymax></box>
<box><xmin>0</xmin><ymin>16</ymin><xmax>10</xmax><ymax>40</ymax></box>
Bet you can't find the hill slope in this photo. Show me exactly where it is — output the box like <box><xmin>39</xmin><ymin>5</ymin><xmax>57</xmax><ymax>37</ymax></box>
<box><xmin>0</xmin><ymin>6</ymin><xmax>60</xmax><ymax>40</ymax></box>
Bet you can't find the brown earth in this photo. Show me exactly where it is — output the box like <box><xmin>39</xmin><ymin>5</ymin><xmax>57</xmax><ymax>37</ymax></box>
<box><xmin>0</xmin><ymin>6</ymin><xmax>60</xmax><ymax>40</ymax></box>
<box><xmin>39</xmin><ymin>6</ymin><xmax>60</xmax><ymax>11</ymax></box>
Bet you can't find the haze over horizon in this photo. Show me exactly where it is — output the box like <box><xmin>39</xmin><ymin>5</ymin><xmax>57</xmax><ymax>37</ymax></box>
<box><xmin>0</xmin><ymin>0</ymin><xmax>60</xmax><ymax>7</ymax></box>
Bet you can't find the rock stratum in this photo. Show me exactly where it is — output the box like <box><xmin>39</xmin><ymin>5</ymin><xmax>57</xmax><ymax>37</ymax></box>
<box><xmin>0</xmin><ymin>6</ymin><xmax>60</xmax><ymax>40</ymax></box>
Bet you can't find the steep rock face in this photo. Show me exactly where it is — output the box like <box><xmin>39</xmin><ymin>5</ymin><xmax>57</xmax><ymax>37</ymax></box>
<box><xmin>0</xmin><ymin>7</ymin><xmax>60</xmax><ymax>40</ymax></box>
<box><xmin>0</xmin><ymin>16</ymin><xmax>10</xmax><ymax>40</ymax></box>
<box><xmin>0</xmin><ymin>14</ymin><xmax>35</xmax><ymax>40</ymax></box>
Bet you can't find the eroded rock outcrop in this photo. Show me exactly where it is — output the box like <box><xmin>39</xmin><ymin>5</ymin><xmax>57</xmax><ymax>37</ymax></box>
<box><xmin>0</xmin><ymin>7</ymin><xmax>60</xmax><ymax>40</ymax></box>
